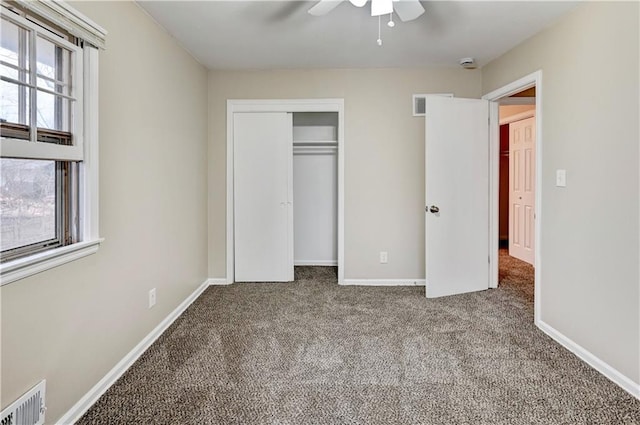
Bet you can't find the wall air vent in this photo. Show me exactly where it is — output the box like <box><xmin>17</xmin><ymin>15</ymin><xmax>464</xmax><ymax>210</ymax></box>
<box><xmin>0</xmin><ymin>381</ymin><xmax>46</xmax><ymax>425</ymax></box>
<box><xmin>412</xmin><ymin>93</ymin><xmax>454</xmax><ymax>116</ymax></box>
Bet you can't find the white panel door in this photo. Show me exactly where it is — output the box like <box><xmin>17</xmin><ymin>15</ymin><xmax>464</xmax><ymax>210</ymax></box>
<box><xmin>425</xmin><ymin>97</ymin><xmax>489</xmax><ymax>298</ymax></box>
<box><xmin>509</xmin><ymin>117</ymin><xmax>536</xmax><ymax>265</ymax></box>
<box><xmin>234</xmin><ymin>112</ymin><xmax>293</xmax><ymax>282</ymax></box>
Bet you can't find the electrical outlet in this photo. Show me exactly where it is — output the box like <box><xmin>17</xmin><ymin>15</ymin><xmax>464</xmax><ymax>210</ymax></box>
<box><xmin>380</xmin><ymin>251</ymin><xmax>388</xmax><ymax>264</ymax></box>
<box><xmin>148</xmin><ymin>288</ymin><xmax>156</xmax><ymax>309</ymax></box>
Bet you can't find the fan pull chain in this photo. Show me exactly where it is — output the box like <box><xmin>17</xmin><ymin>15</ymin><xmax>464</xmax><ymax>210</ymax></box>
<box><xmin>377</xmin><ymin>15</ymin><xmax>383</xmax><ymax>46</ymax></box>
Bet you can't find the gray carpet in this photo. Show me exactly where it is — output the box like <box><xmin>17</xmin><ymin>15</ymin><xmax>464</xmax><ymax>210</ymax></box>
<box><xmin>77</xmin><ymin>253</ymin><xmax>640</xmax><ymax>424</ymax></box>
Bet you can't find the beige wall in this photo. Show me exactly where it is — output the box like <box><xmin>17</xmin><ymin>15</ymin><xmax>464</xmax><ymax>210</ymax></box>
<box><xmin>483</xmin><ymin>2</ymin><xmax>639</xmax><ymax>385</ymax></box>
<box><xmin>0</xmin><ymin>2</ymin><xmax>209</xmax><ymax>422</ymax></box>
<box><xmin>499</xmin><ymin>104</ymin><xmax>535</xmax><ymax>120</ymax></box>
<box><xmin>208</xmin><ymin>68</ymin><xmax>482</xmax><ymax>279</ymax></box>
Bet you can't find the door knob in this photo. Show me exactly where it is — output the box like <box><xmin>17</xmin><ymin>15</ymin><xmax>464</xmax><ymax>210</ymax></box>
<box><xmin>429</xmin><ymin>206</ymin><xmax>440</xmax><ymax>214</ymax></box>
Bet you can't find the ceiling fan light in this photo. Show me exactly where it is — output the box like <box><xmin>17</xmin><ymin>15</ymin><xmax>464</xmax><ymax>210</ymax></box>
<box><xmin>371</xmin><ymin>0</ymin><xmax>393</xmax><ymax>16</ymax></box>
<box><xmin>349</xmin><ymin>0</ymin><xmax>367</xmax><ymax>7</ymax></box>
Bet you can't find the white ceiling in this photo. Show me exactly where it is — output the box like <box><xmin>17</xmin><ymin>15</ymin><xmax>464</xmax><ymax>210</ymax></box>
<box><xmin>136</xmin><ymin>1</ymin><xmax>578</xmax><ymax>70</ymax></box>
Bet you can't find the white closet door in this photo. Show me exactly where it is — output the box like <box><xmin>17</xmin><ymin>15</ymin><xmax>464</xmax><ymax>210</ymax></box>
<box><xmin>234</xmin><ymin>112</ymin><xmax>293</xmax><ymax>282</ymax></box>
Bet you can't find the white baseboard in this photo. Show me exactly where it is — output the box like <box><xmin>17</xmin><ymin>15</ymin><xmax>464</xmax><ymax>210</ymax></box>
<box><xmin>537</xmin><ymin>319</ymin><xmax>640</xmax><ymax>400</ymax></box>
<box><xmin>57</xmin><ymin>278</ymin><xmax>211</xmax><ymax>424</ymax></box>
<box><xmin>294</xmin><ymin>260</ymin><xmax>338</xmax><ymax>266</ymax></box>
<box><xmin>341</xmin><ymin>279</ymin><xmax>425</xmax><ymax>286</ymax></box>
<box><xmin>208</xmin><ymin>278</ymin><xmax>231</xmax><ymax>285</ymax></box>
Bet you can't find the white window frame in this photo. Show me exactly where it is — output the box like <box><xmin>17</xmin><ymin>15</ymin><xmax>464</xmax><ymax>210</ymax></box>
<box><xmin>1</xmin><ymin>11</ymin><xmax>84</xmax><ymax>159</ymax></box>
<box><xmin>0</xmin><ymin>1</ymin><xmax>106</xmax><ymax>285</ymax></box>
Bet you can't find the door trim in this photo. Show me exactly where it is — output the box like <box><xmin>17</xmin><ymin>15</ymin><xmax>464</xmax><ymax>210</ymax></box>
<box><xmin>226</xmin><ymin>99</ymin><xmax>345</xmax><ymax>284</ymax></box>
<box><xmin>483</xmin><ymin>71</ymin><xmax>542</xmax><ymax>324</ymax></box>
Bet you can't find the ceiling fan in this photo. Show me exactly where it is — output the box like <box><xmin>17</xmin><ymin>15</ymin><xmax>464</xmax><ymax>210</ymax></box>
<box><xmin>308</xmin><ymin>0</ymin><xmax>425</xmax><ymax>22</ymax></box>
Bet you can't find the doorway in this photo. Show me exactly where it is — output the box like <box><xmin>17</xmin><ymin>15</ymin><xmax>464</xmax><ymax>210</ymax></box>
<box><xmin>499</xmin><ymin>101</ymin><xmax>536</xmax><ymax>264</ymax></box>
<box><xmin>293</xmin><ymin>112</ymin><xmax>338</xmax><ymax>268</ymax></box>
<box><xmin>483</xmin><ymin>71</ymin><xmax>542</xmax><ymax>324</ymax></box>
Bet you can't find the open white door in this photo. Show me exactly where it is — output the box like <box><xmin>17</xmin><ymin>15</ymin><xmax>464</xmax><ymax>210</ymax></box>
<box><xmin>509</xmin><ymin>117</ymin><xmax>536</xmax><ymax>265</ymax></box>
<box><xmin>234</xmin><ymin>112</ymin><xmax>293</xmax><ymax>282</ymax></box>
<box><xmin>425</xmin><ymin>97</ymin><xmax>489</xmax><ymax>298</ymax></box>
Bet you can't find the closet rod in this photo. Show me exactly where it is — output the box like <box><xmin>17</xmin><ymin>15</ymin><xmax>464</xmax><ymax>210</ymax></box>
<box><xmin>293</xmin><ymin>147</ymin><xmax>337</xmax><ymax>155</ymax></box>
<box><xmin>292</xmin><ymin>140</ymin><xmax>338</xmax><ymax>146</ymax></box>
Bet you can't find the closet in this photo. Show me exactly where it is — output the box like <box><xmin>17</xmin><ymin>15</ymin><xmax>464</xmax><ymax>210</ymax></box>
<box><xmin>292</xmin><ymin>113</ymin><xmax>338</xmax><ymax>267</ymax></box>
<box><xmin>233</xmin><ymin>110</ymin><xmax>338</xmax><ymax>282</ymax></box>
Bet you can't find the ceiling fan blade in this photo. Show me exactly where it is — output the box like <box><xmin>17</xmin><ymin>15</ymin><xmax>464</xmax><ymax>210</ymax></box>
<box><xmin>393</xmin><ymin>0</ymin><xmax>425</xmax><ymax>22</ymax></box>
<box><xmin>371</xmin><ymin>0</ymin><xmax>393</xmax><ymax>16</ymax></box>
<box><xmin>308</xmin><ymin>0</ymin><xmax>344</xmax><ymax>16</ymax></box>
<box><xmin>349</xmin><ymin>0</ymin><xmax>367</xmax><ymax>7</ymax></box>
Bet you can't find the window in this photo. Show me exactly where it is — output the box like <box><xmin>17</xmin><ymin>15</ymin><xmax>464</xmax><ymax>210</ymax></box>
<box><xmin>1</xmin><ymin>7</ymin><xmax>80</xmax><ymax>262</ymax></box>
<box><xmin>1</xmin><ymin>11</ymin><xmax>78</xmax><ymax>145</ymax></box>
<box><xmin>0</xmin><ymin>159</ymin><xmax>78</xmax><ymax>262</ymax></box>
<box><xmin>0</xmin><ymin>1</ymin><xmax>106</xmax><ymax>284</ymax></box>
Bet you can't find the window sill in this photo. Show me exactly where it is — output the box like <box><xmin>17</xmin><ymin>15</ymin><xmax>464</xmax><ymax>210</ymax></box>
<box><xmin>0</xmin><ymin>238</ymin><xmax>104</xmax><ymax>286</ymax></box>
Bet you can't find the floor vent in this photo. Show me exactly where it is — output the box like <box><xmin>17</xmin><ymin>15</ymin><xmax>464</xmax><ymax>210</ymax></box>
<box><xmin>0</xmin><ymin>380</ymin><xmax>46</xmax><ymax>425</ymax></box>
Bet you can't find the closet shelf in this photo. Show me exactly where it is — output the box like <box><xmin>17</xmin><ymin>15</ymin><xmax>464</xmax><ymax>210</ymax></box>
<box><xmin>293</xmin><ymin>140</ymin><xmax>338</xmax><ymax>146</ymax></box>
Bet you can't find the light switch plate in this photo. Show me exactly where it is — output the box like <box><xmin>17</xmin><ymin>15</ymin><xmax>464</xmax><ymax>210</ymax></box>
<box><xmin>556</xmin><ymin>169</ymin><xmax>567</xmax><ymax>187</ymax></box>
